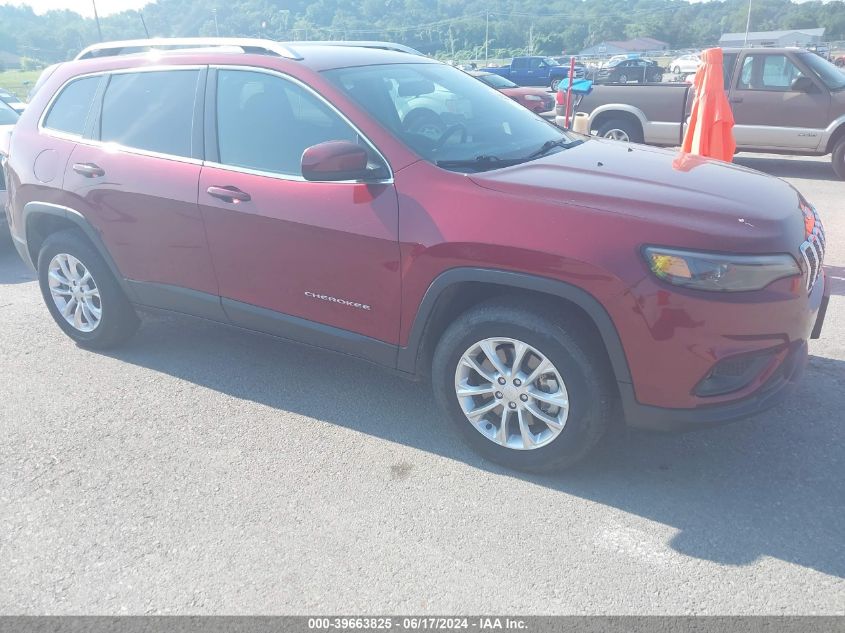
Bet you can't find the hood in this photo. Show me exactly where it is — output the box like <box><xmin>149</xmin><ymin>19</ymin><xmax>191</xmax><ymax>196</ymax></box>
<box><xmin>500</xmin><ymin>87</ymin><xmax>553</xmax><ymax>101</ymax></box>
<box><xmin>499</xmin><ymin>86</ymin><xmax>554</xmax><ymax>100</ymax></box>
<box><xmin>469</xmin><ymin>138</ymin><xmax>806</xmax><ymax>249</ymax></box>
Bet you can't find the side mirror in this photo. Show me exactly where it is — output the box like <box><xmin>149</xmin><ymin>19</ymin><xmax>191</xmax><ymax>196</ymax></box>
<box><xmin>791</xmin><ymin>76</ymin><xmax>817</xmax><ymax>93</ymax></box>
<box><xmin>301</xmin><ymin>141</ymin><xmax>373</xmax><ymax>182</ymax></box>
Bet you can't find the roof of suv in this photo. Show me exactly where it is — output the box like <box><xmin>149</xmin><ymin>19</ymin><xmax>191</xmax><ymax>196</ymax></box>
<box><xmin>72</xmin><ymin>38</ymin><xmax>432</xmax><ymax>71</ymax></box>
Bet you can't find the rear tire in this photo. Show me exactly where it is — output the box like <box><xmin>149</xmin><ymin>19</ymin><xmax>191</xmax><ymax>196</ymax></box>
<box><xmin>596</xmin><ymin>118</ymin><xmax>643</xmax><ymax>143</ymax></box>
<box><xmin>431</xmin><ymin>300</ymin><xmax>614</xmax><ymax>472</ymax></box>
<box><xmin>832</xmin><ymin>138</ymin><xmax>845</xmax><ymax>180</ymax></box>
<box><xmin>37</xmin><ymin>229</ymin><xmax>139</xmax><ymax>349</ymax></box>
<box><xmin>550</xmin><ymin>78</ymin><xmax>561</xmax><ymax>92</ymax></box>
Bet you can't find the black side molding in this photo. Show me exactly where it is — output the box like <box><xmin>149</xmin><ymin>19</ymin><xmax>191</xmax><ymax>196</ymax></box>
<box><xmin>396</xmin><ymin>267</ymin><xmax>633</xmax><ymax>386</ymax></box>
<box><xmin>222</xmin><ymin>297</ymin><xmax>397</xmax><ymax>368</ymax></box>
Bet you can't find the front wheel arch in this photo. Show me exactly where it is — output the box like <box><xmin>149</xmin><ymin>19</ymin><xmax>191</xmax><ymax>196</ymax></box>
<box><xmin>397</xmin><ymin>268</ymin><xmax>632</xmax><ymax>388</ymax></box>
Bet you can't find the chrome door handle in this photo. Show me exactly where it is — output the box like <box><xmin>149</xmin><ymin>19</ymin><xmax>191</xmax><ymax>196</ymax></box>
<box><xmin>206</xmin><ymin>186</ymin><xmax>251</xmax><ymax>203</ymax></box>
<box><xmin>72</xmin><ymin>162</ymin><xmax>105</xmax><ymax>177</ymax></box>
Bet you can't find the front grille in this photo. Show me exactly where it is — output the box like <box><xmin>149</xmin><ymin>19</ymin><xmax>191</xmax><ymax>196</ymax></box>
<box><xmin>799</xmin><ymin>202</ymin><xmax>825</xmax><ymax>293</ymax></box>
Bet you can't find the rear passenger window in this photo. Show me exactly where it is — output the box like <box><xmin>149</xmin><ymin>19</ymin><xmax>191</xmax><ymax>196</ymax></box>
<box><xmin>43</xmin><ymin>76</ymin><xmax>100</xmax><ymax>136</ymax></box>
<box><xmin>100</xmin><ymin>70</ymin><xmax>199</xmax><ymax>157</ymax></box>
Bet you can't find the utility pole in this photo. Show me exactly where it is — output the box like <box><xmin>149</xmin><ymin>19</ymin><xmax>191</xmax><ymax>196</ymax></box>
<box><xmin>743</xmin><ymin>0</ymin><xmax>752</xmax><ymax>47</ymax></box>
<box><xmin>212</xmin><ymin>8</ymin><xmax>220</xmax><ymax>37</ymax></box>
<box><xmin>91</xmin><ymin>0</ymin><xmax>103</xmax><ymax>41</ymax></box>
<box><xmin>139</xmin><ymin>10</ymin><xmax>149</xmax><ymax>37</ymax></box>
<box><xmin>485</xmin><ymin>12</ymin><xmax>489</xmax><ymax>63</ymax></box>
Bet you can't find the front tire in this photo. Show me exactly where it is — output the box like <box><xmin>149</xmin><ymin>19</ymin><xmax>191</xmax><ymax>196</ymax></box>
<box><xmin>673</xmin><ymin>66</ymin><xmax>681</xmax><ymax>74</ymax></box>
<box><xmin>431</xmin><ymin>300</ymin><xmax>614</xmax><ymax>472</ymax></box>
<box><xmin>37</xmin><ymin>229</ymin><xmax>139</xmax><ymax>349</ymax></box>
<box><xmin>832</xmin><ymin>137</ymin><xmax>845</xmax><ymax>180</ymax></box>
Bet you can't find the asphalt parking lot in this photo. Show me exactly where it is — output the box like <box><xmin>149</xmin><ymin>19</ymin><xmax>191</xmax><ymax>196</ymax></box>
<box><xmin>1</xmin><ymin>154</ymin><xmax>843</xmax><ymax>614</ymax></box>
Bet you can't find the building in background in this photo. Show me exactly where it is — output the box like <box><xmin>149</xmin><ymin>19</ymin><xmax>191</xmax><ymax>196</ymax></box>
<box><xmin>718</xmin><ymin>28</ymin><xmax>825</xmax><ymax>48</ymax></box>
<box><xmin>579</xmin><ymin>37</ymin><xmax>669</xmax><ymax>57</ymax></box>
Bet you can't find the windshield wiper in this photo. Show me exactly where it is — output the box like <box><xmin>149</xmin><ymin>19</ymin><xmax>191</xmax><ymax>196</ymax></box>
<box><xmin>524</xmin><ymin>138</ymin><xmax>583</xmax><ymax>160</ymax></box>
<box><xmin>436</xmin><ymin>155</ymin><xmax>528</xmax><ymax>170</ymax></box>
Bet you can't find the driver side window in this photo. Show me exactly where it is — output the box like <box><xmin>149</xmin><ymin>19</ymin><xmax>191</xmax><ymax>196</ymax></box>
<box><xmin>215</xmin><ymin>69</ymin><xmax>359</xmax><ymax>177</ymax></box>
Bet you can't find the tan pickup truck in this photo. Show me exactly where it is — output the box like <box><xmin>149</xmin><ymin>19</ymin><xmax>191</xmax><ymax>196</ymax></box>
<box><xmin>556</xmin><ymin>48</ymin><xmax>845</xmax><ymax>178</ymax></box>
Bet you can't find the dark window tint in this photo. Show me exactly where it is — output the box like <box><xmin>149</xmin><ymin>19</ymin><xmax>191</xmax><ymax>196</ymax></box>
<box><xmin>100</xmin><ymin>70</ymin><xmax>199</xmax><ymax>157</ymax></box>
<box><xmin>216</xmin><ymin>70</ymin><xmax>358</xmax><ymax>176</ymax></box>
<box><xmin>43</xmin><ymin>76</ymin><xmax>99</xmax><ymax>136</ymax></box>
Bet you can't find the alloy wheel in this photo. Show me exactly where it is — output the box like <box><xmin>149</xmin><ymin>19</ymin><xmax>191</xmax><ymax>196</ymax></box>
<box><xmin>454</xmin><ymin>337</ymin><xmax>570</xmax><ymax>450</ymax></box>
<box><xmin>603</xmin><ymin>128</ymin><xmax>630</xmax><ymax>141</ymax></box>
<box><xmin>47</xmin><ymin>253</ymin><xmax>102</xmax><ymax>332</ymax></box>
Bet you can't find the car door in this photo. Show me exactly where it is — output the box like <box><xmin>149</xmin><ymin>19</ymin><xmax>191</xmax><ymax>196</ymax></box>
<box><xmin>197</xmin><ymin>68</ymin><xmax>401</xmax><ymax>359</ymax></box>
<box><xmin>729</xmin><ymin>52</ymin><xmax>830</xmax><ymax>150</ymax></box>
<box><xmin>63</xmin><ymin>67</ymin><xmax>222</xmax><ymax>314</ymax></box>
<box><xmin>510</xmin><ymin>58</ymin><xmax>529</xmax><ymax>85</ymax></box>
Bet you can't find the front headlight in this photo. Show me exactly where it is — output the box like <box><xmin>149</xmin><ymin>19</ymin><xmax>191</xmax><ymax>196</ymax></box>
<box><xmin>644</xmin><ymin>247</ymin><xmax>800</xmax><ymax>292</ymax></box>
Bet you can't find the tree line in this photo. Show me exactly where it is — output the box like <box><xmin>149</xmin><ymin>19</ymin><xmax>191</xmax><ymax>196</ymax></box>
<box><xmin>1</xmin><ymin>0</ymin><xmax>843</xmax><ymax>66</ymax></box>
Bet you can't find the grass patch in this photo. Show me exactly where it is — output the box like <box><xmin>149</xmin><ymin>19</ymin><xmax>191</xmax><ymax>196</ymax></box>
<box><xmin>0</xmin><ymin>70</ymin><xmax>42</xmax><ymax>100</ymax></box>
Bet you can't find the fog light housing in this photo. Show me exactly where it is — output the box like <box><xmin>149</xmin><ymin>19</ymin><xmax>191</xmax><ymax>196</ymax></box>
<box><xmin>694</xmin><ymin>348</ymin><xmax>781</xmax><ymax>397</ymax></box>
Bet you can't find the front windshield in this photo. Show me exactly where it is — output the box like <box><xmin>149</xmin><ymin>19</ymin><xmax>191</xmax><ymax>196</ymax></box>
<box><xmin>479</xmin><ymin>73</ymin><xmax>517</xmax><ymax>89</ymax></box>
<box><xmin>799</xmin><ymin>52</ymin><xmax>845</xmax><ymax>91</ymax></box>
<box><xmin>0</xmin><ymin>99</ymin><xmax>19</xmax><ymax>126</ymax></box>
<box><xmin>324</xmin><ymin>62</ymin><xmax>574</xmax><ymax>172</ymax></box>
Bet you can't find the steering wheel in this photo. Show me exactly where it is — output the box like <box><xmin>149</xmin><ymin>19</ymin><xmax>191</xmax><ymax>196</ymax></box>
<box><xmin>435</xmin><ymin>123</ymin><xmax>468</xmax><ymax>149</ymax></box>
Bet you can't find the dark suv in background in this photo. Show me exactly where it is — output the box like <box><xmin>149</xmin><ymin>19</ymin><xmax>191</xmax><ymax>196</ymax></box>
<box><xmin>2</xmin><ymin>38</ymin><xmax>828</xmax><ymax>472</ymax></box>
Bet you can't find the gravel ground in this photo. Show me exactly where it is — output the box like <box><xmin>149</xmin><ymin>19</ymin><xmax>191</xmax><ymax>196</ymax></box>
<box><xmin>0</xmin><ymin>153</ymin><xmax>843</xmax><ymax>614</ymax></box>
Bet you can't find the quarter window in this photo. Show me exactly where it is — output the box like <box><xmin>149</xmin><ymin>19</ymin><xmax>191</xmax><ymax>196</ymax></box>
<box><xmin>43</xmin><ymin>76</ymin><xmax>100</xmax><ymax>136</ymax></box>
<box><xmin>215</xmin><ymin>70</ymin><xmax>360</xmax><ymax>177</ymax></box>
<box><xmin>100</xmin><ymin>70</ymin><xmax>200</xmax><ymax>157</ymax></box>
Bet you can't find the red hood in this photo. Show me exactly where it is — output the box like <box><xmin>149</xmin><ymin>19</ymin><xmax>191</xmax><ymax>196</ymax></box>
<box><xmin>469</xmin><ymin>138</ymin><xmax>806</xmax><ymax>252</ymax></box>
<box><xmin>499</xmin><ymin>87</ymin><xmax>552</xmax><ymax>100</ymax></box>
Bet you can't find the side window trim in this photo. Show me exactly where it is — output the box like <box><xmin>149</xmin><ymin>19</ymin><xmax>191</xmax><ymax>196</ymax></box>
<box><xmin>203</xmin><ymin>67</ymin><xmax>220</xmax><ymax>163</ymax></box>
<box><xmin>204</xmin><ymin>64</ymin><xmax>392</xmax><ymax>184</ymax></box>
<box><xmin>191</xmin><ymin>66</ymin><xmax>208</xmax><ymax>161</ymax></box>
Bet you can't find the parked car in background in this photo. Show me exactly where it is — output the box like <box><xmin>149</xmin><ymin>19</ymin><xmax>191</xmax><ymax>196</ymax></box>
<box><xmin>483</xmin><ymin>55</ymin><xmax>585</xmax><ymax>91</ymax></box>
<box><xmin>0</xmin><ymin>88</ymin><xmax>26</xmax><ymax>114</ymax></box>
<box><xmin>555</xmin><ymin>47</ymin><xmax>845</xmax><ymax>178</ymax></box>
<box><xmin>4</xmin><ymin>38</ymin><xmax>829</xmax><ymax>472</ymax></box>
<box><xmin>806</xmin><ymin>44</ymin><xmax>831</xmax><ymax>61</ymax></box>
<box><xmin>669</xmin><ymin>54</ymin><xmax>700</xmax><ymax>75</ymax></box>
<box><xmin>470</xmin><ymin>71</ymin><xmax>555</xmax><ymax>116</ymax></box>
<box><xmin>595</xmin><ymin>58</ymin><xmax>663</xmax><ymax>83</ymax></box>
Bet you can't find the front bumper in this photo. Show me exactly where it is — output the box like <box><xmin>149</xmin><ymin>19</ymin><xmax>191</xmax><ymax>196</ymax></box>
<box><xmin>621</xmin><ymin>271</ymin><xmax>829</xmax><ymax>432</ymax></box>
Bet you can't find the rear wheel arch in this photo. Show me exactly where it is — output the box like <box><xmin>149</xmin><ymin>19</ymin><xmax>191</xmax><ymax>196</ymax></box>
<box><xmin>398</xmin><ymin>268</ymin><xmax>632</xmax><ymax>388</ymax></box>
<box><xmin>23</xmin><ymin>202</ymin><xmax>134</xmax><ymax>299</ymax></box>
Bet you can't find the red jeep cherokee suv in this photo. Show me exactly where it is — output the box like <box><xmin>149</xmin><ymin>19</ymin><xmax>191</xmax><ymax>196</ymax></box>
<box><xmin>3</xmin><ymin>39</ymin><xmax>829</xmax><ymax>471</ymax></box>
